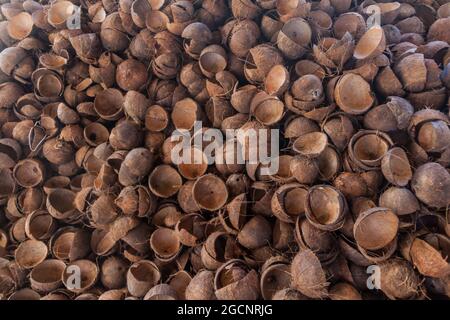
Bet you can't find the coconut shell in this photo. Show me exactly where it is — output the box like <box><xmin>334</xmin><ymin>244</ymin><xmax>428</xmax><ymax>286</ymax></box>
<box><xmin>381</xmin><ymin>147</ymin><xmax>412</xmax><ymax>187</ymax></box>
<box><xmin>30</xmin><ymin>259</ymin><xmax>66</xmax><ymax>293</ymax></box>
<box><xmin>237</xmin><ymin>215</ymin><xmax>272</xmax><ymax>250</ymax></box>
<box><xmin>127</xmin><ymin>260</ymin><xmax>161</xmax><ymax>297</ymax></box>
<box><xmin>193</xmin><ymin>174</ymin><xmax>228</xmax><ymax>211</ymax></box>
<box><xmin>305</xmin><ymin>185</ymin><xmax>347</xmax><ymax>231</ymax></box>
<box><xmin>271</xmin><ymin>183</ymin><xmax>308</xmax><ymax>223</ymax></box>
<box><xmin>291</xmin><ymin>249</ymin><xmax>329</xmax><ymax>299</ymax></box>
<box><xmin>62</xmin><ymin>260</ymin><xmax>99</xmax><ymax>293</ymax></box>
<box><xmin>185</xmin><ymin>270</ymin><xmax>216</xmax><ymax>300</ymax></box>
<box><xmin>150</xmin><ymin>228</ymin><xmax>181</xmax><ymax>261</ymax></box>
<box><xmin>409</xmin><ymin>238</ymin><xmax>450</xmax><ymax>278</ymax></box>
<box><xmin>293</xmin><ymin>132</ymin><xmax>328</xmax><ymax>158</ymax></box>
<box><xmin>411</xmin><ymin>162</ymin><xmax>450</xmax><ymax>209</ymax></box>
<box><xmin>176</xmin><ymin>213</ymin><xmax>205</xmax><ymax>247</ymax></box>
<box><xmin>329</xmin><ymin>282</ymin><xmax>362</xmax><ymax>300</ymax></box>
<box><xmin>354</xmin><ymin>207</ymin><xmax>399</xmax><ymax>251</ymax></box>
<box><xmin>214</xmin><ymin>259</ymin><xmax>260</xmax><ymax>300</ymax></box>
<box><xmin>144</xmin><ymin>284</ymin><xmax>178</xmax><ymax>300</ymax></box>
<box><xmin>379</xmin><ymin>187</ymin><xmax>420</xmax><ymax>216</ymax></box>
<box><xmin>15</xmin><ymin>239</ymin><xmax>48</xmax><ymax>269</ymax></box>
<box><xmin>353</xmin><ymin>26</ymin><xmax>386</xmax><ymax>60</ymax></box>
<box><xmin>334</xmin><ymin>73</ymin><xmax>374</xmax><ymax>114</ymax></box>
<box><xmin>148</xmin><ymin>165</ymin><xmax>182</xmax><ymax>198</ymax></box>
<box><xmin>379</xmin><ymin>259</ymin><xmax>420</xmax><ymax>300</ymax></box>
<box><xmin>101</xmin><ymin>256</ymin><xmax>128</xmax><ymax>290</ymax></box>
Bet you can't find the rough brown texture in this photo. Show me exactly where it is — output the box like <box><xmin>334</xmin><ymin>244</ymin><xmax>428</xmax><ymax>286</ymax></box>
<box><xmin>0</xmin><ymin>0</ymin><xmax>449</xmax><ymax>301</ymax></box>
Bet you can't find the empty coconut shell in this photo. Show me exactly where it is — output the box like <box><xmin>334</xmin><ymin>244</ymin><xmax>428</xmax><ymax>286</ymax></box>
<box><xmin>62</xmin><ymin>260</ymin><xmax>99</xmax><ymax>293</ymax></box>
<box><xmin>334</xmin><ymin>73</ymin><xmax>375</xmax><ymax>114</ymax></box>
<box><xmin>127</xmin><ymin>260</ymin><xmax>161</xmax><ymax>297</ymax></box>
<box><xmin>353</xmin><ymin>25</ymin><xmax>386</xmax><ymax>60</ymax></box>
<box><xmin>381</xmin><ymin>147</ymin><xmax>412</xmax><ymax>187</ymax></box>
<box><xmin>193</xmin><ymin>174</ymin><xmax>228</xmax><ymax>211</ymax></box>
<box><xmin>305</xmin><ymin>185</ymin><xmax>348</xmax><ymax>231</ymax></box>
<box><xmin>354</xmin><ymin>207</ymin><xmax>399</xmax><ymax>251</ymax></box>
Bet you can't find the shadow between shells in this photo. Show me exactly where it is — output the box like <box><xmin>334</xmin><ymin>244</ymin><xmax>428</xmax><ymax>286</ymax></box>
<box><xmin>0</xmin><ymin>0</ymin><xmax>449</xmax><ymax>301</ymax></box>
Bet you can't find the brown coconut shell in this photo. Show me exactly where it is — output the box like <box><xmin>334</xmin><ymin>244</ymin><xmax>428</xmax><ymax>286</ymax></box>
<box><xmin>214</xmin><ymin>259</ymin><xmax>260</xmax><ymax>300</ymax></box>
<box><xmin>353</xmin><ymin>207</ymin><xmax>399</xmax><ymax>251</ymax></box>
<box><xmin>290</xmin><ymin>155</ymin><xmax>319</xmax><ymax>185</ymax></box>
<box><xmin>379</xmin><ymin>259</ymin><xmax>421</xmax><ymax>300</ymax></box>
<box><xmin>185</xmin><ymin>270</ymin><xmax>216</xmax><ymax>300</ymax></box>
<box><xmin>24</xmin><ymin>209</ymin><xmax>57</xmax><ymax>241</ymax></box>
<box><xmin>193</xmin><ymin>174</ymin><xmax>228</xmax><ymax>211</ymax></box>
<box><xmin>407</xmin><ymin>237</ymin><xmax>450</xmax><ymax>278</ymax></box>
<box><xmin>295</xmin><ymin>217</ymin><xmax>338</xmax><ymax>265</ymax></box>
<box><xmin>175</xmin><ymin>213</ymin><xmax>205</xmax><ymax>247</ymax></box>
<box><xmin>291</xmin><ymin>249</ymin><xmax>329</xmax><ymax>299</ymax></box>
<box><xmin>381</xmin><ymin>147</ymin><xmax>412</xmax><ymax>187</ymax></box>
<box><xmin>271</xmin><ymin>183</ymin><xmax>308</xmax><ymax>223</ymax></box>
<box><xmin>379</xmin><ymin>187</ymin><xmax>420</xmax><ymax>216</ymax></box>
<box><xmin>15</xmin><ymin>239</ymin><xmax>48</xmax><ymax>269</ymax></box>
<box><xmin>30</xmin><ymin>259</ymin><xmax>66</xmax><ymax>293</ymax></box>
<box><xmin>100</xmin><ymin>256</ymin><xmax>128</xmax><ymax>290</ymax></box>
<box><xmin>260</xmin><ymin>259</ymin><xmax>291</xmax><ymax>300</ymax></box>
<box><xmin>334</xmin><ymin>73</ymin><xmax>375</xmax><ymax>114</ymax></box>
<box><xmin>148</xmin><ymin>165</ymin><xmax>182</xmax><ymax>198</ymax></box>
<box><xmin>13</xmin><ymin>158</ymin><xmax>45</xmax><ymax>188</ymax></box>
<box><xmin>411</xmin><ymin>162</ymin><xmax>450</xmax><ymax>209</ymax></box>
<box><xmin>237</xmin><ymin>215</ymin><xmax>272</xmax><ymax>250</ymax></box>
<box><xmin>305</xmin><ymin>185</ymin><xmax>348</xmax><ymax>231</ymax></box>
<box><xmin>347</xmin><ymin>130</ymin><xmax>393</xmax><ymax>171</ymax></box>
<box><xmin>62</xmin><ymin>260</ymin><xmax>99</xmax><ymax>293</ymax></box>
<box><xmin>293</xmin><ymin>132</ymin><xmax>328</xmax><ymax>158</ymax></box>
<box><xmin>353</xmin><ymin>25</ymin><xmax>386</xmax><ymax>60</ymax></box>
<box><xmin>127</xmin><ymin>260</ymin><xmax>161</xmax><ymax>297</ymax></box>
<box><xmin>150</xmin><ymin>228</ymin><xmax>181</xmax><ymax>261</ymax></box>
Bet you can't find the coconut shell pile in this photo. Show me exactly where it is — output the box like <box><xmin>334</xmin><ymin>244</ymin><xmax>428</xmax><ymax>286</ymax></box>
<box><xmin>0</xmin><ymin>0</ymin><xmax>450</xmax><ymax>301</ymax></box>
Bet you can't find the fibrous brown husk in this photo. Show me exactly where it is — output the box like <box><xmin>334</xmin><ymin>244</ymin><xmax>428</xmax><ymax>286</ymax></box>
<box><xmin>15</xmin><ymin>239</ymin><xmax>48</xmax><ymax>269</ymax></box>
<box><xmin>185</xmin><ymin>270</ymin><xmax>216</xmax><ymax>300</ymax></box>
<box><xmin>291</xmin><ymin>249</ymin><xmax>329</xmax><ymax>299</ymax></box>
<box><xmin>379</xmin><ymin>259</ymin><xmax>421</xmax><ymax>300</ymax></box>
<box><xmin>214</xmin><ymin>259</ymin><xmax>260</xmax><ymax>300</ymax></box>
